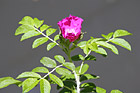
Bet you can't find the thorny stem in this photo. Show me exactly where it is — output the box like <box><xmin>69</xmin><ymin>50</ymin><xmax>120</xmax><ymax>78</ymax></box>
<box><xmin>35</xmin><ymin>27</ymin><xmax>59</xmax><ymax>46</ymax></box>
<box><xmin>42</xmin><ymin>65</ymin><xmax>63</xmax><ymax>79</ymax></box>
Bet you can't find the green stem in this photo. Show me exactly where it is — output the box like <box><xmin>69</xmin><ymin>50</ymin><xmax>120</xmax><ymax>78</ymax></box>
<box><xmin>67</xmin><ymin>50</ymin><xmax>72</xmax><ymax>63</ymax></box>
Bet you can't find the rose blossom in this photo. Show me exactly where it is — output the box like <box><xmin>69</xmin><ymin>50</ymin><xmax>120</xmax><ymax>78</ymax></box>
<box><xmin>57</xmin><ymin>15</ymin><xmax>83</xmax><ymax>42</ymax></box>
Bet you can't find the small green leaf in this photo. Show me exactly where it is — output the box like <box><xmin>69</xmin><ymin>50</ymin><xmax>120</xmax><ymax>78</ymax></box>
<box><xmin>113</xmin><ymin>30</ymin><xmax>132</xmax><ymax>38</ymax></box>
<box><xmin>32</xmin><ymin>67</ymin><xmax>49</xmax><ymax>73</ymax></box>
<box><xmin>76</xmin><ymin>64</ymin><xmax>89</xmax><ymax>74</ymax></box>
<box><xmin>81</xmin><ymin>82</ymin><xmax>96</xmax><ymax>93</ymax></box>
<box><xmin>110</xmin><ymin>38</ymin><xmax>131</xmax><ymax>51</ymax></box>
<box><xmin>32</xmin><ymin>37</ymin><xmax>48</xmax><ymax>48</ymax></box>
<box><xmin>102</xmin><ymin>32</ymin><xmax>113</xmax><ymax>40</ymax></box>
<box><xmin>96</xmin><ymin>87</ymin><xmax>106</xmax><ymax>93</ymax></box>
<box><xmin>85</xmin><ymin>55</ymin><xmax>96</xmax><ymax>61</ymax></box>
<box><xmin>54</xmin><ymin>34</ymin><xmax>59</xmax><ymax>41</ymax></box>
<box><xmin>47</xmin><ymin>43</ymin><xmax>56</xmax><ymax>51</ymax></box>
<box><xmin>49</xmin><ymin>74</ymin><xmax>64</xmax><ymax>87</ymax></box>
<box><xmin>40</xmin><ymin>24</ymin><xmax>49</xmax><ymax>32</ymax></box>
<box><xmin>16</xmin><ymin>72</ymin><xmax>41</xmax><ymax>79</ymax></box>
<box><xmin>0</xmin><ymin>77</ymin><xmax>21</xmax><ymax>89</ymax></box>
<box><xmin>40</xmin><ymin>79</ymin><xmax>51</xmax><ymax>93</ymax></box>
<box><xmin>46</xmin><ymin>28</ymin><xmax>57</xmax><ymax>36</ymax></box>
<box><xmin>90</xmin><ymin>38</ymin><xmax>103</xmax><ymax>43</ymax></box>
<box><xmin>56</xmin><ymin>68</ymin><xmax>71</xmax><ymax>76</ymax></box>
<box><xmin>22</xmin><ymin>78</ymin><xmax>39</xmax><ymax>93</ymax></box>
<box><xmin>20</xmin><ymin>31</ymin><xmax>41</xmax><ymax>41</ymax></box>
<box><xmin>88</xmin><ymin>42</ymin><xmax>98</xmax><ymax>51</ymax></box>
<box><xmin>34</xmin><ymin>18</ymin><xmax>44</xmax><ymax>28</ymax></box>
<box><xmin>96</xmin><ymin>41</ymin><xmax>118</xmax><ymax>54</ymax></box>
<box><xmin>15</xmin><ymin>25</ymin><xmax>35</xmax><ymax>36</ymax></box>
<box><xmin>77</xmin><ymin>41</ymin><xmax>87</xmax><ymax>49</ymax></box>
<box><xmin>83</xmin><ymin>45</ymin><xmax>90</xmax><ymax>54</ymax></box>
<box><xmin>80</xmin><ymin>74</ymin><xmax>100</xmax><ymax>82</ymax></box>
<box><xmin>40</xmin><ymin>57</ymin><xmax>56</xmax><ymax>68</ymax></box>
<box><xmin>111</xmin><ymin>90</ymin><xmax>123</xmax><ymax>93</ymax></box>
<box><xmin>71</xmin><ymin>54</ymin><xmax>84</xmax><ymax>61</ymax></box>
<box><xmin>19</xmin><ymin>16</ymin><xmax>34</xmax><ymax>26</ymax></box>
<box><xmin>63</xmin><ymin>62</ymin><xmax>75</xmax><ymax>71</ymax></box>
<box><xmin>93</xmin><ymin>47</ymin><xmax>107</xmax><ymax>56</ymax></box>
<box><xmin>81</xmin><ymin>82</ymin><xmax>96</xmax><ymax>88</ymax></box>
<box><xmin>54</xmin><ymin>55</ymin><xmax>65</xmax><ymax>63</ymax></box>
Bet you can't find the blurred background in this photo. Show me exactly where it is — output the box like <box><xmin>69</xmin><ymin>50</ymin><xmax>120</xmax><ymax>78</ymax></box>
<box><xmin>0</xmin><ymin>0</ymin><xmax>139</xmax><ymax>93</ymax></box>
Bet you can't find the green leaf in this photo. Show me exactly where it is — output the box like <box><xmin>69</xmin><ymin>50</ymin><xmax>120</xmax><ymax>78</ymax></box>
<box><xmin>15</xmin><ymin>25</ymin><xmax>35</xmax><ymax>36</ymax></box>
<box><xmin>77</xmin><ymin>41</ymin><xmax>87</xmax><ymax>49</ymax></box>
<box><xmin>19</xmin><ymin>16</ymin><xmax>34</xmax><ymax>26</ymax></box>
<box><xmin>32</xmin><ymin>37</ymin><xmax>48</xmax><ymax>48</ymax></box>
<box><xmin>49</xmin><ymin>74</ymin><xmax>64</xmax><ymax>87</ymax></box>
<box><xmin>16</xmin><ymin>72</ymin><xmax>41</xmax><ymax>79</ymax></box>
<box><xmin>32</xmin><ymin>67</ymin><xmax>49</xmax><ymax>73</ymax></box>
<box><xmin>59</xmin><ymin>87</ymin><xmax>72</xmax><ymax>93</ymax></box>
<box><xmin>63</xmin><ymin>62</ymin><xmax>75</xmax><ymax>71</ymax></box>
<box><xmin>85</xmin><ymin>55</ymin><xmax>96</xmax><ymax>61</ymax></box>
<box><xmin>96</xmin><ymin>41</ymin><xmax>118</xmax><ymax>54</ymax></box>
<box><xmin>54</xmin><ymin>55</ymin><xmax>65</xmax><ymax>63</ymax></box>
<box><xmin>46</xmin><ymin>28</ymin><xmax>57</xmax><ymax>36</ymax></box>
<box><xmin>76</xmin><ymin>64</ymin><xmax>89</xmax><ymax>74</ymax></box>
<box><xmin>111</xmin><ymin>90</ymin><xmax>123</xmax><ymax>93</ymax></box>
<box><xmin>0</xmin><ymin>77</ymin><xmax>21</xmax><ymax>89</ymax></box>
<box><xmin>56</xmin><ymin>68</ymin><xmax>71</xmax><ymax>76</ymax></box>
<box><xmin>96</xmin><ymin>87</ymin><xmax>106</xmax><ymax>93</ymax></box>
<box><xmin>22</xmin><ymin>78</ymin><xmax>39</xmax><ymax>93</ymax></box>
<box><xmin>110</xmin><ymin>38</ymin><xmax>131</xmax><ymax>51</ymax></box>
<box><xmin>81</xmin><ymin>87</ymin><xmax>96</xmax><ymax>93</ymax></box>
<box><xmin>57</xmin><ymin>80</ymin><xmax>76</xmax><ymax>91</ymax></box>
<box><xmin>102</xmin><ymin>32</ymin><xmax>113</xmax><ymax>40</ymax></box>
<box><xmin>83</xmin><ymin>45</ymin><xmax>90</xmax><ymax>54</ymax></box>
<box><xmin>93</xmin><ymin>47</ymin><xmax>107</xmax><ymax>56</ymax></box>
<box><xmin>81</xmin><ymin>82</ymin><xmax>96</xmax><ymax>93</ymax></box>
<box><xmin>40</xmin><ymin>57</ymin><xmax>56</xmax><ymax>68</ymax></box>
<box><xmin>90</xmin><ymin>38</ymin><xmax>103</xmax><ymax>43</ymax></box>
<box><xmin>81</xmin><ymin>82</ymin><xmax>96</xmax><ymax>88</ymax></box>
<box><xmin>20</xmin><ymin>30</ymin><xmax>41</xmax><ymax>41</ymax></box>
<box><xmin>71</xmin><ymin>54</ymin><xmax>84</xmax><ymax>61</ymax></box>
<box><xmin>88</xmin><ymin>42</ymin><xmax>98</xmax><ymax>51</ymax></box>
<box><xmin>40</xmin><ymin>79</ymin><xmax>51</xmax><ymax>93</ymax></box>
<box><xmin>80</xmin><ymin>74</ymin><xmax>100</xmax><ymax>82</ymax></box>
<box><xmin>40</xmin><ymin>24</ymin><xmax>49</xmax><ymax>32</ymax></box>
<box><xmin>113</xmin><ymin>30</ymin><xmax>132</xmax><ymax>38</ymax></box>
<box><xmin>54</xmin><ymin>34</ymin><xmax>59</xmax><ymax>41</ymax></box>
<box><xmin>34</xmin><ymin>18</ymin><xmax>44</xmax><ymax>28</ymax></box>
<box><xmin>47</xmin><ymin>42</ymin><xmax>56</xmax><ymax>51</ymax></box>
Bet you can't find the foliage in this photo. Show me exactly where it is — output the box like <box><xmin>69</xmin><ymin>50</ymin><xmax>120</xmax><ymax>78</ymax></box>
<box><xmin>0</xmin><ymin>16</ymin><xmax>132</xmax><ymax>93</ymax></box>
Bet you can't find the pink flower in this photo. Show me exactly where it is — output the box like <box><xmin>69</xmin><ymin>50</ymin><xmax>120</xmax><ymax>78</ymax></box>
<box><xmin>57</xmin><ymin>15</ymin><xmax>83</xmax><ymax>42</ymax></box>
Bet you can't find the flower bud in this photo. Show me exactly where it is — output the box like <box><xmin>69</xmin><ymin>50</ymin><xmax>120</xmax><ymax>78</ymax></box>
<box><xmin>57</xmin><ymin>15</ymin><xmax>83</xmax><ymax>42</ymax></box>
